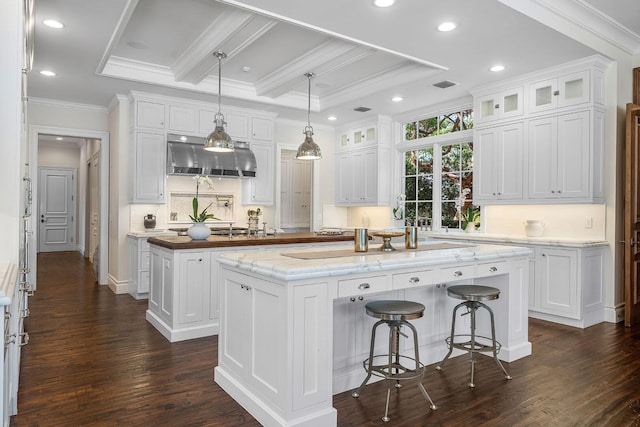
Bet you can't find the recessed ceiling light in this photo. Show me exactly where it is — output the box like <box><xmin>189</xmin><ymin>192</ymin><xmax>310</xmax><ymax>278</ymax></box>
<box><xmin>392</xmin><ymin>96</ymin><xmax>403</xmax><ymax>102</ymax></box>
<box><xmin>328</xmin><ymin>116</ymin><xmax>337</xmax><ymax>121</ymax></box>
<box><xmin>55</xmin><ymin>137</ymin><xmax>63</xmax><ymax>141</ymax></box>
<box><xmin>40</xmin><ymin>70</ymin><xmax>56</xmax><ymax>77</ymax></box>
<box><xmin>43</xmin><ymin>19</ymin><xmax>64</xmax><ymax>29</ymax></box>
<box><xmin>373</xmin><ymin>0</ymin><xmax>395</xmax><ymax>7</ymax></box>
<box><xmin>241</xmin><ymin>66</ymin><xmax>251</xmax><ymax>73</ymax></box>
<box><xmin>180</xmin><ymin>136</ymin><xmax>187</xmax><ymax>142</ymax></box>
<box><xmin>490</xmin><ymin>64</ymin><xmax>505</xmax><ymax>72</ymax></box>
<box><xmin>437</xmin><ymin>22</ymin><xmax>456</xmax><ymax>32</ymax></box>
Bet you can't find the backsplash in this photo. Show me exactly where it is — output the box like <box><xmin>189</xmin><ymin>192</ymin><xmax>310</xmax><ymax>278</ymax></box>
<box><xmin>483</xmin><ymin>204</ymin><xmax>606</xmax><ymax>239</ymax></box>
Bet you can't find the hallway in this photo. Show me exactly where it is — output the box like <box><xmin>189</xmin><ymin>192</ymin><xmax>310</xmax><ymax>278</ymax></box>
<box><xmin>10</xmin><ymin>251</ymin><xmax>640</xmax><ymax>426</ymax></box>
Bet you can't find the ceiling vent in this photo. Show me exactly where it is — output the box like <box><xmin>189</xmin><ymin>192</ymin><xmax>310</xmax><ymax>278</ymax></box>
<box><xmin>354</xmin><ymin>106</ymin><xmax>371</xmax><ymax>112</ymax></box>
<box><xmin>433</xmin><ymin>80</ymin><xmax>457</xmax><ymax>89</ymax></box>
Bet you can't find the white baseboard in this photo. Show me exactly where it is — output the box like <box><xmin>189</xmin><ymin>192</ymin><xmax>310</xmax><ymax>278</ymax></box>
<box><xmin>107</xmin><ymin>273</ymin><xmax>128</xmax><ymax>294</ymax></box>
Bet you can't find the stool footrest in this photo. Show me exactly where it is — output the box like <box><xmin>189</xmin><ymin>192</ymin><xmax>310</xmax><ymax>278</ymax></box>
<box><xmin>446</xmin><ymin>335</ymin><xmax>502</xmax><ymax>354</ymax></box>
<box><xmin>362</xmin><ymin>355</ymin><xmax>425</xmax><ymax>381</ymax></box>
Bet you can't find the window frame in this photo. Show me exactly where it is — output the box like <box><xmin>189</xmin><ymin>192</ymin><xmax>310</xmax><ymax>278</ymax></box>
<box><xmin>395</xmin><ymin>129</ymin><xmax>478</xmax><ymax>231</ymax></box>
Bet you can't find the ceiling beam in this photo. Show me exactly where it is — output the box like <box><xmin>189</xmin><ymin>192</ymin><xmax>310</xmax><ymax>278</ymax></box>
<box><xmin>172</xmin><ymin>8</ymin><xmax>275</xmax><ymax>84</ymax></box>
<box><xmin>254</xmin><ymin>39</ymin><xmax>375</xmax><ymax>98</ymax></box>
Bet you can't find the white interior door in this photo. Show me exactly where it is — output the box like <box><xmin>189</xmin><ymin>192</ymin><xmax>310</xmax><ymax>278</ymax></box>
<box><xmin>39</xmin><ymin>167</ymin><xmax>76</xmax><ymax>252</ymax></box>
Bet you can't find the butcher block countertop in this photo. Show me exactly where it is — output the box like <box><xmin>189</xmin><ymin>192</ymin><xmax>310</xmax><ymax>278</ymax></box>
<box><xmin>147</xmin><ymin>232</ymin><xmax>356</xmax><ymax>250</ymax></box>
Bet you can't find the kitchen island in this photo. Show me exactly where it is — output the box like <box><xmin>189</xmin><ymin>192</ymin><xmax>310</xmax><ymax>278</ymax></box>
<box><xmin>146</xmin><ymin>232</ymin><xmax>357</xmax><ymax>341</ymax></box>
<box><xmin>214</xmin><ymin>242</ymin><xmax>532</xmax><ymax>427</ymax></box>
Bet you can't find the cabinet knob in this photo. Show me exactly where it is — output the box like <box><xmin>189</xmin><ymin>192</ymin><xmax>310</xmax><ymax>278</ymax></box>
<box><xmin>357</xmin><ymin>283</ymin><xmax>370</xmax><ymax>290</ymax></box>
<box><xmin>494</xmin><ymin>104</ymin><xmax>500</xmax><ymax>109</ymax></box>
<box><xmin>409</xmin><ymin>277</ymin><xmax>420</xmax><ymax>283</ymax></box>
<box><xmin>553</xmin><ymin>90</ymin><xmax>560</xmax><ymax>96</ymax></box>
<box><xmin>551</xmin><ymin>190</ymin><xmax>555</xmax><ymax>194</ymax></box>
<box><xmin>453</xmin><ymin>271</ymin><xmax>463</xmax><ymax>277</ymax></box>
<box><xmin>489</xmin><ymin>266</ymin><xmax>498</xmax><ymax>272</ymax></box>
<box><xmin>350</xmin><ymin>297</ymin><xmax>356</xmax><ymax>302</ymax></box>
<box><xmin>358</xmin><ymin>296</ymin><xmax>364</xmax><ymax>301</ymax></box>
<box><xmin>558</xmin><ymin>190</ymin><xmax>562</xmax><ymax>194</ymax></box>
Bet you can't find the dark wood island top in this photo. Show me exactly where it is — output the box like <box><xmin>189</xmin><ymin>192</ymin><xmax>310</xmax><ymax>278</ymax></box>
<box><xmin>147</xmin><ymin>232</ymin><xmax>357</xmax><ymax>250</ymax></box>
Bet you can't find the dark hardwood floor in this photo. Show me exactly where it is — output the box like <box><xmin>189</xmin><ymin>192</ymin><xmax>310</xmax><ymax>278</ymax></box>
<box><xmin>11</xmin><ymin>251</ymin><xmax>640</xmax><ymax>426</ymax></box>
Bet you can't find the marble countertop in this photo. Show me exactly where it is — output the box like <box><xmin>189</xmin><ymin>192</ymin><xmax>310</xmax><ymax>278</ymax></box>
<box><xmin>218</xmin><ymin>241</ymin><xmax>533</xmax><ymax>281</ymax></box>
<box><xmin>422</xmin><ymin>231</ymin><xmax>608</xmax><ymax>248</ymax></box>
<box><xmin>0</xmin><ymin>262</ymin><xmax>17</xmax><ymax>304</ymax></box>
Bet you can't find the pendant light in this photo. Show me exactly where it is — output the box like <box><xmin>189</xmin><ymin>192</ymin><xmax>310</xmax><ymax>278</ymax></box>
<box><xmin>204</xmin><ymin>50</ymin><xmax>234</xmax><ymax>152</ymax></box>
<box><xmin>296</xmin><ymin>72</ymin><xmax>322</xmax><ymax>160</ymax></box>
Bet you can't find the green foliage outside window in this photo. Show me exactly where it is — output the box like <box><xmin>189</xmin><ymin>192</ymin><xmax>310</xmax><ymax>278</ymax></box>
<box><xmin>404</xmin><ymin>109</ymin><xmax>473</xmax><ymax>141</ymax></box>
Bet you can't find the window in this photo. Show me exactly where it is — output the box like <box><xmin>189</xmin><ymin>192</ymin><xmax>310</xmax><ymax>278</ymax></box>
<box><xmin>399</xmin><ymin>107</ymin><xmax>476</xmax><ymax>231</ymax></box>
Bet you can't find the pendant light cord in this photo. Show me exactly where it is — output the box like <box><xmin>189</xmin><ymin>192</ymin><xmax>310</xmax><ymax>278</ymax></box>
<box><xmin>304</xmin><ymin>72</ymin><xmax>314</xmax><ymax>132</ymax></box>
<box><xmin>214</xmin><ymin>50</ymin><xmax>227</xmax><ymax>118</ymax></box>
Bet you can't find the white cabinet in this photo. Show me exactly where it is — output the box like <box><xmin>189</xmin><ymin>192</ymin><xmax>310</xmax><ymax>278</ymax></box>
<box><xmin>474</xmin><ymin>86</ymin><xmax>523</xmax><ymax>123</ymax></box>
<box><xmin>529</xmin><ymin>70</ymin><xmax>590</xmax><ymax>114</ymax></box>
<box><xmin>147</xmin><ymin>248</ymin><xmax>216</xmax><ymax>342</ymax></box>
<box><xmin>130</xmin><ymin>132</ymin><xmax>166</xmax><ymax>203</ymax></box>
<box><xmin>135</xmin><ymin>100</ymin><xmax>165</xmax><ymax>129</ymax></box>
<box><xmin>474</xmin><ymin>122</ymin><xmax>524</xmax><ymax>203</ymax></box>
<box><xmin>168</xmin><ymin>104</ymin><xmax>196</xmax><ymax>133</ymax></box>
<box><xmin>242</xmin><ymin>142</ymin><xmax>274</xmax><ymax>205</ymax></box>
<box><xmin>281</xmin><ymin>157</ymin><xmax>312</xmax><ymax>228</ymax></box>
<box><xmin>198</xmin><ymin>110</ymin><xmax>273</xmax><ymax>143</ymax></box>
<box><xmin>335</xmin><ymin>147</ymin><xmax>389</xmax><ymax>206</ymax></box>
<box><xmin>338</xmin><ymin>123</ymin><xmax>377</xmax><ymax>149</ymax></box>
<box><xmin>225</xmin><ymin>113</ymin><xmax>250</xmax><ymax>140</ymax></box>
<box><xmin>530</xmin><ymin>246</ymin><xmax>605</xmax><ymax>326</ymax></box>
<box><xmin>128</xmin><ymin>236</ymin><xmax>151</xmax><ymax>299</ymax></box>
<box><xmin>527</xmin><ymin>111</ymin><xmax>590</xmax><ymax>200</ymax></box>
<box><xmin>250</xmin><ymin>117</ymin><xmax>273</xmax><ymax>142</ymax></box>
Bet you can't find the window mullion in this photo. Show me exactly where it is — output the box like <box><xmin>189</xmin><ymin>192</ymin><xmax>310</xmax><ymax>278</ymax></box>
<box><xmin>433</xmin><ymin>143</ymin><xmax>442</xmax><ymax>230</ymax></box>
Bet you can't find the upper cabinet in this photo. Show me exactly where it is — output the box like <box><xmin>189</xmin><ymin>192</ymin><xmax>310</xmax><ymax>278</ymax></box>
<box><xmin>167</xmin><ymin>104</ymin><xmax>197</xmax><ymax>134</ymax></box>
<box><xmin>135</xmin><ymin>100</ymin><xmax>165</xmax><ymax>129</ymax></box>
<box><xmin>529</xmin><ymin>70</ymin><xmax>591</xmax><ymax>114</ymax></box>
<box><xmin>473</xmin><ymin>86</ymin><xmax>523</xmax><ymax>124</ymax></box>
<box><xmin>470</xmin><ymin>55</ymin><xmax>610</xmax><ymax>205</ymax></box>
<box><xmin>130</xmin><ymin>131</ymin><xmax>166</xmax><ymax>204</ymax></box>
<box><xmin>335</xmin><ymin>116</ymin><xmax>391</xmax><ymax>207</ymax></box>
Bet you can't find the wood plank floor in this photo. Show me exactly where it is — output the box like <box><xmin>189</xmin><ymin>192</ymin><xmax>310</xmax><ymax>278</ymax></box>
<box><xmin>11</xmin><ymin>251</ymin><xmax>640</xmax><ymax>426</ymax></box>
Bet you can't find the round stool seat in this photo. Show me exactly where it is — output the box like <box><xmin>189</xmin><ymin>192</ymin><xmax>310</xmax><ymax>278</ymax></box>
<box><xmin>447</xmin><ymin>285</ymin><xmax>500</xmax><ymax>302</ymax></box>
<box><xmin>365</xmin><ymin>300</ymin><xmax>425</xmax><ymax>321</ymax></box>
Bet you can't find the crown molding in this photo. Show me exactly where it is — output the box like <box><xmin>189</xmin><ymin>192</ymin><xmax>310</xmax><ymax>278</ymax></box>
<box><xmin>28</xmin><ymin>97</ymin><xmax>109</xmax><ymax>112</ymax></box>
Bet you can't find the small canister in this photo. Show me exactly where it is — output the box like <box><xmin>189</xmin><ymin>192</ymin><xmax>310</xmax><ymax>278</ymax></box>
<box><xmin>405</xmin><ymin>226</ymin><xmax>418</xmax><ymax>249</ymax></box>
<box><xmin>354</xmin><ymin>228</ymin><xmax>368</xmax><ymax>252</ymax></box>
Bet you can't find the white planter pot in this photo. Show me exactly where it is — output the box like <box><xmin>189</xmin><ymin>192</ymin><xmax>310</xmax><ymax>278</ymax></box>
<box><xmin>187</xmin><ymin>222</ymin><xmax>211</xmax><ymax>240</ymax></box>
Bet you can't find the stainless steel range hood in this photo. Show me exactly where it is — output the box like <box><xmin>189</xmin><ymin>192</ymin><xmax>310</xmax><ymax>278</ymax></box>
<box><xmin>166</xmin><ymin>133</ymin><xmax>256</xmax><ymax>178</ymax></box>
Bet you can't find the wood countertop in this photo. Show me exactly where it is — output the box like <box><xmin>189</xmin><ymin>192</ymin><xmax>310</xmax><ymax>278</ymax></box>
<box><xmin>147</xmin><ymin>232</ymin><xmax>357</xmax><ymax>250</ymax></box>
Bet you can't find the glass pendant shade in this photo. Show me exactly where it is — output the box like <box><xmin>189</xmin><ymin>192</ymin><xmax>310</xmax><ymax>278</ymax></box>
<box><xmin>204</xmin><ymin>113</ymin><xmax>233</xmax><ymax>152</ymax></box>
<box><xmin>296</xmin><ymin>72</ymin><xmax>322</xmax><ymax>160</ymax></box>
<box><xmin>296</xmin><ymin>128</ymin><xmax>322</xmax><ymax>160</ymax></box>
<box><xmin>204</xmin><ymin>50</ymin><xmax>234</xmax><ymax>152</ymax></box>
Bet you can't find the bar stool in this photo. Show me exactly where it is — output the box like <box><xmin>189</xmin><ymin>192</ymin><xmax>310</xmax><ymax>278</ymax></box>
<box><xmin>351</xmin><ymin>300</ymin><xmax>437</xmax><ymax>422</ymax></box>
<box><xmin>436</xmin><ymin>285</ymin><xmax>512</xmax><ymax>388</ymax></box>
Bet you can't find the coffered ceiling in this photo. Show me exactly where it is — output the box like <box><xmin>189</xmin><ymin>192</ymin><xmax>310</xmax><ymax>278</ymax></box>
<box><xmin>29</xmin><ymin>0</ymin><xmax>640</xmax><ymax>126</ymax></box>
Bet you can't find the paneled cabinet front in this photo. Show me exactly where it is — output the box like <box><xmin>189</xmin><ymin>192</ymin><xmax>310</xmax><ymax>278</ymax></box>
<box><xmin>527</xmin><ymin>111</ymin><xmax>590</xmax><ymax>200</ymax></box>
<box><xmin>335</xmin><ymin>147</ymin><xmax>387</xmax><ymax>206</ymax></box>
<box><xmin>242</xmin><ymin>141</ymin><xmax>274</xmax><ymax>205</ymax></box>
<box><xmin>128</xmin><ymin>236</ymin><xmax>150</xmax><ymax>299</ymax></box>
<box><xmin>474</xmin><ymin>122</ymin><xmax>524</xmax><ymax>203</ymax></box>
<box><xmin>131</xmin><ymin>132</ymin><xmax>166</xmax><ymax>204</ymax></box>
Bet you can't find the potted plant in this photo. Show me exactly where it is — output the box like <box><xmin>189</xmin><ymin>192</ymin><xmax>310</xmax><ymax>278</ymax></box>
<box><xmin>187</xmin><ymin>175</ymin><xmax>219</xmax><ymax>240</ymax></box>
<box><xmin>461</xmin><ymin>206</ymin><xmax>480</xmax><ymax>233</ymax></box>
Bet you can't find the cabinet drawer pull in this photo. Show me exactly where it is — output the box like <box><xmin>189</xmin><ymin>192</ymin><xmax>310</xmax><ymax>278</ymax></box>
<box><xmin>453</xmin><ymin>271</ymin><xmax>463</xmax><ymax>277</ymax></box>
<box><xmin>409</xmin><ymin>277</ymin><xmax>420</xmax><ymax>283</ymax></box>
<box><xmin>489</xmin><ymin>266</ymin><xmax>498</xmax><ymax>272</ymax></box>
<box><xmin>350</xmin><ymin>297</ymin><xmax>356</xmax><ymax>302</ymax></box>
<box><xmin>358</xmin><ymin>296</ymin><xmax>364</xmax><ymax>301</ymax></box>
<box><xmin>357</xmin><ymin>283</ymin><xmax>370</xmax><ymax>290</ymax></box>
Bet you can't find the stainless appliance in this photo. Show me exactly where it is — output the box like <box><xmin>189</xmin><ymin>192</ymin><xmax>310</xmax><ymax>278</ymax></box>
<box><xmin>166</xmin><ymin>133</ymin><xmax>257</xmax><ymax>177</ymax></box>
<box><xmin>168</xmin><ymin>226</ymin><xmax>249</xmax><ymax>237</ymax></box>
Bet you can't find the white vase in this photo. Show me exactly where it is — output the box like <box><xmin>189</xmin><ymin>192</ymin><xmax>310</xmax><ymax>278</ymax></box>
<box><xmin>465</xmin><ymin>223</ymin><xmax>476</xmax><ymax>233</ymax></box>
<box><xmin>187</xmin><ymin>222</ymin><xmax>211</xmax><ymax>240</ymax></box>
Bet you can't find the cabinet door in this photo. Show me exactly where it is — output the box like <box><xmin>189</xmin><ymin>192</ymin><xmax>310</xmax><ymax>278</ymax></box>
<box><xmin>335</xmin><ymin>153</ymin><xmax>352</xmax><ymax>205</ymax></box>
<box><xmin>500</xmin><ymin>87</ymin><xmax>524</xmax><ymax>119</ymax></box>
<box><xmin>538</xmin><ymin>248</ymin><xmax>579</xmax><ymax>318</ymax></box>
<box><xmin>476</xmin><ymin>93</ymin><xmax>500</xmax><ymax>122</ymax></box>
<box><xmin>177</xmin><ymin>253</ymin><xmax>209</xmax><ymax>324</ymax></box>
<box><xmin>132</xmin><ymin>132</ymin><xmax>166</xmax><ymax>203</ymax></box>
<box><xmin>250</xmin><ymin>117</ymin><xmax>272</xmax><ymax>142</ymax></box>
<box><xmin>221</xmin><ymin>276</ymin><xmax>251</xmax><ymax>375</ymax></box>
<box><xmin>474</xmin><ymin>128</ymin><xmax>498</xmax><ymax>201</ymax></box>
<box><xmin>226</xmin><ymin>113</ymin><xmax>250</xmax><ymax>141</ymax></box>
<box><xmin>496</xmin><ymin>123</ymin><xmax>523</xmax><ymax>200</ymax></box>
<box><xmin>242</xmin><ymin>142</ymin><xmax>274</xmax><ymax>205</ymax></box>
<box><xmin>556</xmin><ymin>111</ymin><xmax>589</xmax><ymax>198</ymax></box>
<box><xmin>557</xmin><ymin>70</ymin><xmax>589</xmax><ymax>109</ymax></box>
<box><xmin>529</xmin><ymin>78</ymin><xmax>557</xmax><ymax>113</ymax></box>
<box><xmin>527</xmin><ymin>117</ymin><xmax>557</xmax><ymax>199</ymax></box>
<box><xmin>291</xmin><ymin>159</ymin><xmax>311</xmax><ymax>226</ymax></box>
<box><xmin>362</xmin><ymin>149</ymin><xmax>378</xmax><ymax>203</ymax></box>
<box><xmin>136</xmin><ymin>101</ymin><xmax>165</xmax><ymax>129</ymax></box>
<box><xmin>168</xmin><ymin>105</ymin><xmax>196</xmax><ymax>133</ymax></box>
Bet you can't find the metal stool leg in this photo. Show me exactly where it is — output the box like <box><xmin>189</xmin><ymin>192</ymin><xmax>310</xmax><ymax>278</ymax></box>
<box><xmin>406</xmin><ymin>321</ymin><xmax>437</xmax><ymax>411</ymax></box>
<box><xmin>436</xmin><ymin>301</ymin><xmax>465</xmax><ymax>371</ymax></box>
<box><xmin>483</xmin><ymin>302</ymin><xmax>512</xmax><ymax>380</ymax></box>
<box><xmin>468</xmin><ymin>302</ymin><xmax>477</xmax><ymax>388</ymax></box>
<box><xmin>352</xmin><ymin>320</ymin><xmax>385</xmax><ymax>398</ymax></box>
